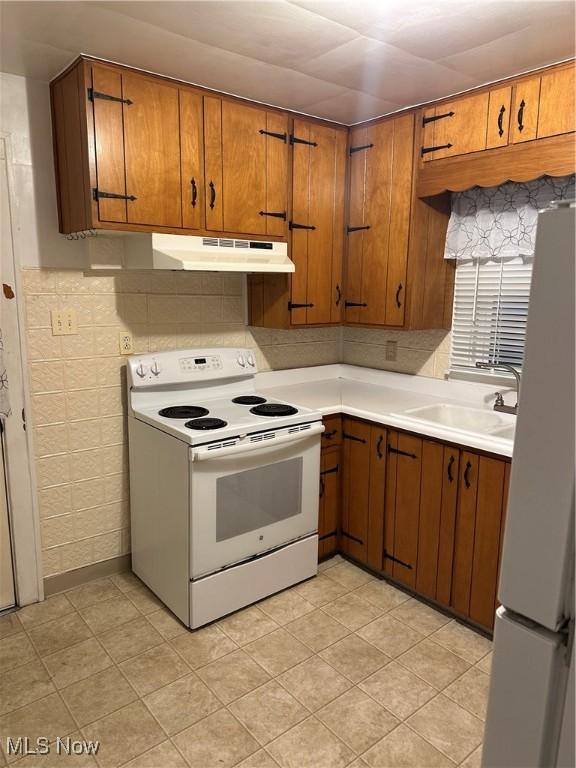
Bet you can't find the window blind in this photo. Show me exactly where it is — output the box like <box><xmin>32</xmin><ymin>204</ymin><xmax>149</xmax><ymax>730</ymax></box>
<box><xmin>450</xmin><ymin>256</ymin><xmax>533</xmax><ymax>375</ymax></box>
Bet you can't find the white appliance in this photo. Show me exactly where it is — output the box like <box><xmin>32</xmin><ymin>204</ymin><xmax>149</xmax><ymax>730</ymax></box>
<box><xmin>89</xmin><ymin>232</ymin><xmax>295</xmax><ymax>273</ymax></box>
<box><xmin>482</xmin><ymin>202</ymin><xmax>575</xmax><ymax>767</ymax></box>
<box><xmin>127</xmin><ymin>347</ymin><xmax>322</xmax><ymax>629</ymax></box>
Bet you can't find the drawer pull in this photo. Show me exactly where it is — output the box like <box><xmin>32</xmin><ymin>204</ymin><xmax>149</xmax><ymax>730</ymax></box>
<box><xmin>447</xmin><ymin>455</ymin><xmax>455</xmax><ymax>483</ymax></box>
<box><xmin>498</xmin><ymin>105</ymin><xmax>506</xmax><ymax>137</ymax></box>
<box><xmin>335</xmin><ymin>284</ymin><xmax>342</xmax><ymax>307</ymax></box>
<box><xmin>376</xmin><ymin>435</ymin><xmax>384</xmax><ymax>459</ymax></box>
<box><xmin>209</xmin><ymin>181</ymin><xmax>216</xmax><ymax>209</ymax></box>
<box><xmin>395</xmin><ymin>283</ymin><xmax>403</xmax><ymax>308</ymax></box>
<box><xmin>517</xmin><ymin>100</ymin><xmax>525</xmax><ymax>133</ymax></box>
<box><xmin>464</xmin><ymin>460</ymin><xmax>473</xmax><ymax>488</ymax></box>
<box><xmin>190</xmin><ymin>178</ymin><xmax>197</xmax><ymax>208</ymax></box>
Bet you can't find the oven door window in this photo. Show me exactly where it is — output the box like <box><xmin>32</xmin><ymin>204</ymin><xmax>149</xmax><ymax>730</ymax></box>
<box><xmin>216</xmin><ymin>458</ymin><xmax>303</xmax><ymax>541</ymax></box>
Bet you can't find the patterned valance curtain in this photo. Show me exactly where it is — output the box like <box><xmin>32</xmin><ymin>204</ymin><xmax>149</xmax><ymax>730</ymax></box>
<box><xmin>444</xmin><ymin>175</ymin><xmax>576</xmax><ymax>260</ymax></box>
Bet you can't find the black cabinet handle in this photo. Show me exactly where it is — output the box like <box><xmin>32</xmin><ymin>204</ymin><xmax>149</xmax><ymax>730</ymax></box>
<box><xmin>323</xmin><ymin>430</ymin><xmax>337</xmax><ymax>440</ymax></box>
<box><xmin>209</xmin><ymin>181</ymin><xmax>216</xmax><ymax>209</ymax></box>
<box><xmin>319</xmin><ymin>477</ymin><xmax>325</xmax><ymax>498</ymax></box>
<box><xmin>447</xmin><ymin>455</ymin><xmax>455</xmax><ymax>483</ymax></box>
<box><xmin>497</xmin><ymin>105</ymin><xmax>506</xmax><ymax>137</ymax></box>
<box><xmin>395</xmin><ymin>283</ymin><xmax>403</xmax><ymax>308</ymax></box>
<box><xmin>464</xmin><ymin>461</ymin><xmax>472</xmax><ymax>489</ymax></box>
<box><xmin>335</xmin><ymin>284</ymin><xmax>342</xmax><ymax>307</ymax></box>
<box><xmin>517</xmin><ymin>99</ymin><xmax>525</xmax><ymax>133</ymax></box>
<box><xmin>377</xmin><ymin>435</ymin><xmax>384</xmax><ymax>459</ymax></box>
<box><xmin>190</xmin><ymin>178</ymin><xmax>197</xmax><ymax>208</ymax></box>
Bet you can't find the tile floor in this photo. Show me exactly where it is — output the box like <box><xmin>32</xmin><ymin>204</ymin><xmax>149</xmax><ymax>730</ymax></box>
<box><xmin>0</xmin><ymin>556</ymin><xmax>493</xmax><ymax>768</ymax></box>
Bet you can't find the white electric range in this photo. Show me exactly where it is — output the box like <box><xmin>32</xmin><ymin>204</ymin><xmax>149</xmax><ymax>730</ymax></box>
<box><xmin>127</xmin><ymin>347</ymin><xmax>323</xmax><ymax>629</ymax></box>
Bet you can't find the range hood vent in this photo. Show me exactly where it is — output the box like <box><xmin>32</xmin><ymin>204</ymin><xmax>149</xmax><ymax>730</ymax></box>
<box><xmin>87</xmin><ymin>232</ymin><xmax>294</xmax><ymax>273</ymax></box>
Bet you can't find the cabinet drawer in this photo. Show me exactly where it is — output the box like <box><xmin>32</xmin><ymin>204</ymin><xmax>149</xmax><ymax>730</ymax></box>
<box><xmin>322</xmin><ymin>415</ymin><xmax>342</xmax><ymax>448</ymax></box>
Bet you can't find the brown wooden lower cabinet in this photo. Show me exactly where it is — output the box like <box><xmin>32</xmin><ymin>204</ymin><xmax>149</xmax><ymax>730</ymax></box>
<box><xmin>321</xmin><ymin>415</ymin><xmax>510</xmax><ymax>632</ymax></box>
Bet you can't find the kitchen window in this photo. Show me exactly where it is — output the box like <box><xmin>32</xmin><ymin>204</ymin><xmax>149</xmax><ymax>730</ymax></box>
<box><xmin>446</xmin><ymin>175</ymin><xmax>575</xmax><ymax>380</ymax></box>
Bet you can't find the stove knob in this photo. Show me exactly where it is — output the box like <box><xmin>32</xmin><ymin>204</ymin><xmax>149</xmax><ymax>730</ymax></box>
<box><xmin>151</xmin><ymin>361</ymin><xmax>161</xmax><ymax>376</ymax></box>
<box><xmin>236</xmin><ymin>354</ymin><xmax>246</xmax><ymax>368</ymax></box>
<box><xmin>246</xmin><ymin>353</ymin><xmax>255</xmax><ymax>367</ymax></box>
<box><xmin>136</xmin><ymin>363</ymin><xmax>147</xmax><ymax>378</ymax></box>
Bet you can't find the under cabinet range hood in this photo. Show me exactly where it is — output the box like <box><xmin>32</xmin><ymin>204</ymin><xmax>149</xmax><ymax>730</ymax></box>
<box><xmin>88</xmin><ymin>233</ymin><xmax>294</xmax><ymax>273</ymax></box>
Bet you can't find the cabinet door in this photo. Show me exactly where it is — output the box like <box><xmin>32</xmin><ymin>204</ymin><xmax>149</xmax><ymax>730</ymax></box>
<box><xmin>537</xmin><ymin>66</ymin><xmax>576</xmax><ymax>139</ymax></box>
<box><xmin>486</xmin><ymin>87</ymin><xmax>512</xmax><ymax>150</ymax></box>
<box><xmin>290</xmin><ymin>121</ymin><xmax>346</xmax><ymax>325</ymax></box>
<box><xmin>423</xmin><ymin>93</ymin><xmax>489</xmax><ymax>160</ymax></box>
<box><xmin>341</xmin><ymin>418</ymin><xmax>371</xmax><ymax>562</ymax></box>
<box><xmin>345</xmin><ymin>115</ymin><xmax>414</xmax><ymax>327</ymax></box>
<box><xmin>180</xmin><ymin>89</ymin><xmax>204</xmax><ymax>230</ymax></box>
<box><xmin>204</xmin><ymin>99</ymin><xmax>288</xmax><ymax>235</ymax></box>
<box><xmin>436</xmin><ymin>448</ymin><xmax>460</xmax><ymax>606</ymax></box>
<box><xmin>91</xmin><ymin>65</ymin><xmax>127</xmax><ymax>223</ymax></box>
<box><xmin>415</xmin><ymin>440</ymin><xmax>445</xmax><ymax>600</ymax></box>
<box><xmin>344</xmin><ymin>126</ymin><xmax>369</xmax><ymax>324</ymax></box>
<box><xmin>122</xmin><ymin>73</ymin><xmax>182</xmax><ymax>228</ymax></box>
<box><xmin>510</xmin><ymin>77</ymin><xmax>541</xmax><ymax>144</ymax></box>
<box><xmin>384</xmin><ymin>432</ymin><xmax>422</xmax><ymax>588</ymax></box>
<box><xmin>204</xmin><ymin>96</ymin><xmax>224</xmax><ymax>231</ymax></box>
<box><xmin>367</xmin><ymin>425</ymin><xmax>387</xmax><ymax>572</ymax></box>
<box><xmin>452</xmin><ymin>452</ymin><xmax>508</xmax><ymax>629</ymax></box>
<box><xmin>468</xmin><ymin>457</ymin><xmax>508</xmax><ymax>628</ymax></box>
<box><xmin>319</xmin><ymin>446</ymin><xmax>341</xmax><ymax>559</ymax></box>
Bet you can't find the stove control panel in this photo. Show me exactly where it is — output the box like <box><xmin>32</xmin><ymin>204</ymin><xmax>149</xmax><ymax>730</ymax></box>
<box><xmin>127</xmin><ymin>348</ymin><xmax>258</xmax><ymax>388</ymax></box>
<box><xmin>180</xmin><ymin>355</ymin><xmax>222</xmax><ymax>372</ymax></box>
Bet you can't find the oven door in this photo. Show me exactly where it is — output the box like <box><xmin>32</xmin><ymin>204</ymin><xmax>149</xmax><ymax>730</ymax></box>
<box><xmin>189</xmin><ymin>423</ymin><xmax>322</xmax><ymax>579</ymax></box>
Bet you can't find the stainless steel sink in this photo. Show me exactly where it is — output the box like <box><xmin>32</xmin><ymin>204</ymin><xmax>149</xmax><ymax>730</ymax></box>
<box><xmin>390</xmin><ymin>403</ymin><xmax>515</xmax><ymax>438</ymax></box>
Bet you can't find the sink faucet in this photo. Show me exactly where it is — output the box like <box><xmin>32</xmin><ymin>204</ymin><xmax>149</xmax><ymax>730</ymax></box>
<box><xmin>475</xmin><ymin>361</ymin><xmax>521</xmax><ymax>415</ymax></box>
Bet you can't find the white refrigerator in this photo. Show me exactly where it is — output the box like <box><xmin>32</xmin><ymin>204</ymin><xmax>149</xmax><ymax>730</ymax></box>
<box><xmin>482</xmin><ymin>201</ymin><xmax>575</xmax><ymax>767</ymax></box>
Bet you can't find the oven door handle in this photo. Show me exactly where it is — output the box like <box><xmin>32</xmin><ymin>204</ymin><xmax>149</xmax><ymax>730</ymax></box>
<box><xmin>191</xmin><ymin>423</ymin><xmax>325</xmax><ymax>462</ymax></box>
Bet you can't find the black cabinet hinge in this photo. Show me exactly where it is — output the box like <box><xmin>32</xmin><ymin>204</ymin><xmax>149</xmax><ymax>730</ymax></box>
<box><xmin>259</xmin><ymin>129</ymin><xmax>287</xmax><ymax>142</ymax></box>
<box><xmin>319</xmin><ymin>530</ymin><xmax>338</xmax><ymax>542</ymax></box>
<box><xmin>349</xmin><ymin>143</ymin><xmax>374</xmax><ymax>155</ymax></box>
<box><xmin>422</xmin><ymin>110</ymin><xmax>454</xmax><ymax>126</ymax></box>
<box><xmin>421</xmin><ymin>143</ymin><xmax>453</xmax><ymax>156</ymax></box>
<box><xmin>341</xmin><ymin>530</ymin><xmax>364</xmax><ymax>545</ymax></box>
<box><xmin>288</xmin><ymin>302</ymin><xmax>314</xmax><ymax>310</ymax></box>
<box><xmin>88</xmin><ymin>88</ymin><xmax>133</xmax><ymax>106</ymax></box>
<box><xmin>320</xmin><ymin>465</ymin><xmax>339</xmax><ymax>476</ymax></box>
<box><xmin>344</xmin><ymin>301</ymin><xmax>367</xmax><ymax>308</ymax></box>
<box><xmin>289</xmin><ymin>221</ymin><xmax>316</xmax><ymax>231</ymax></box>
<box><xmin>259</xmin><ymin>211</ymin><xmax>287</xmax><ymax>220</ymax></box>
<box><xmin>383</xmin><ymin>550</ymin><xmax>413</xmax><ymax>569</ymax></box>
<box><xmin>93</xmin><ymin>188</ymin><xmax>137</xmax><ymax>202</ymax></box>
<box><xmin>347</xmin><ymin>225</ymin><xmax>370</xmax><ymax>233</ymax></box>
<box><xmin>290</xmin><ymin>134</ymin><xmax>318</xmax><ymax>147</ymax></box>
<box><xmin>388</xmin><ymin>445</ymin><xmax>417</xmax><ymax>459</ymax></box>
<box><xmin>343</xmin><ymin>433</ymin><xmax>367</xmax><ymax>444</ymax></box>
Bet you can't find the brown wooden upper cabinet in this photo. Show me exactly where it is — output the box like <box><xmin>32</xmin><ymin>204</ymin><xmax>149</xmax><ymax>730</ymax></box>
<box><xmin>421</xmin><ymin>92</ymin><xmax>489</xmax><ymax>161</ymax></box>
<box><xmin>486</xmin><ymin>87</ymin><xmax>513</xmax><ymax>150</ymax></box>
<box><xmin>180</xmin><ymin>90</ymin><xmax>204</xmax><ymax>230</ymax></box>
<box><xmin>289</xmin><ymin>120</ymin><xmax>346</xmax><ymax>326</ymax></box>
<box><xmin>345</xmin><ymin>114</ymin><xmax>414</xmax><ymax>327</ymax></box>
<box><xmin>89</xmin><ymin>65</ymin><xmax>183</xmax><ymax>229</ymax></box>
<box><xmin>203</xmin><ymin>97</ymin><xmax>288</xmax><ymax>236</ymax></box>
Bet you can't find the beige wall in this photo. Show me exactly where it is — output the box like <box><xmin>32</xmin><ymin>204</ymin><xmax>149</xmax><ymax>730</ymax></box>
<box><xmin>342</xmin><ymin>327</ymin><xmax>450</xmax><ymax>378</ymax></box>
<box><xmin>23</xmin><ymin>267</ymin><xmax>342</xmax><ymax>578</ymax></box>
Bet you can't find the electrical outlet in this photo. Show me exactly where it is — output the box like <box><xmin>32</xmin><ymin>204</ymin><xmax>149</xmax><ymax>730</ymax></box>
<box><xmin>119</xmin><ymin>333</ymin><xmax>134</xmax><ymax>355</ymax></box>
<box><xmin>385</xmin><ymin>340</ymin><xmax>398</xmax><ymax>361</ymax></box>
<box><xmin>51</xmin><ymin>308</ymin><xmax>78</xmax><ymax>336</ymax></box>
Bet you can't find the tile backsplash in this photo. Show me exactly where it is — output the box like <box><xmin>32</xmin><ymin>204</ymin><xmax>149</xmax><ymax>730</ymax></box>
<box><xmin>22</xmin><ymin>267</ymin><xmax>448</xmax><ymax>580</ymax></box>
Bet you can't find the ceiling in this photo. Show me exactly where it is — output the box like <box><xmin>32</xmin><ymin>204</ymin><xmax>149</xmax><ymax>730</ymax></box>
<box><xmin>1</xmin><ymin>0</ymin><xmax>574</xmax><ymax>124</ymax></box>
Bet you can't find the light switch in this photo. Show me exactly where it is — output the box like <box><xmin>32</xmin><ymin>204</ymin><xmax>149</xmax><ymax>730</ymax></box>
<box><xmin>51</xmin><ymin>308</ymin><xmax>78</xmax><ymax>336</ymax></box>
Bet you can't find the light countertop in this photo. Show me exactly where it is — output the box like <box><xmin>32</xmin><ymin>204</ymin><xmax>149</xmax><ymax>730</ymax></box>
<box><xmin>257</xmin><ymin>364</ymin><xmax>515</xmax><ymax>458</ymax></box>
